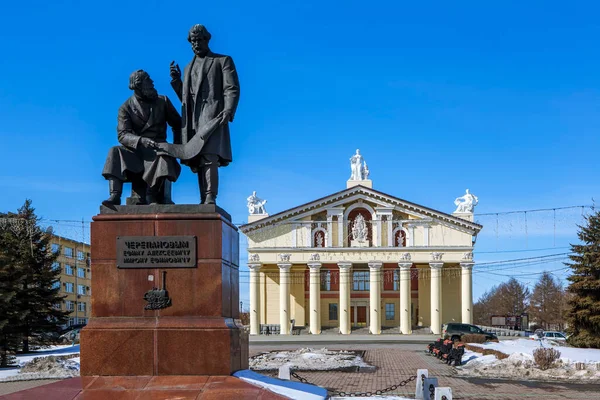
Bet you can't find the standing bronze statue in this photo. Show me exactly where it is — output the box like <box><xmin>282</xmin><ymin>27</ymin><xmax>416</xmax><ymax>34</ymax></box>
<box><xmin>102</xmin><ymin>70</ymin><xmax>182</xmax><ymax>206</ymax></box>
<box><xmin>169</xmin><ymin>24</ymin><xmax>240</xmax><ymax>205</ymax></box>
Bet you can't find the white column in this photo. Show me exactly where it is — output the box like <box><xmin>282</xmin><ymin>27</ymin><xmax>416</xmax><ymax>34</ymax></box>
<box><xmin>291</xmin><ymin>224</ymin><xmax>297</xmax><ymax>248</ymax></box>
<box><xmin>337</xmin><ymin>213</ymin><xmax>344</xmax><ymax>247</ymax></box>
<box><xmin>429</xmin><ymin>262</ymin><xmax>443</xmax><ymax>335</ymax></box>
<box><xmin>407</xmin><ymin>224</ymin><xmax>415</xmax><ymax>247</ymax></box>
<box><xmin>304</xmin><ymin>224</ymin><xmax>311</xmax><ymax>248</ymax></box>
<box><xmin>368</xmin><ymin>262</ymin><xmax>382</xmax><ymax>334</ymax></box>
<box><xmin>338</xmin><ymin>262</ymin><xmax>352</xmax><ymax>334</ymax></box>
<box><xmin>461</xmin><ymin>262</ymin><xmax>474</xmax><ymax>324</ymax></box>
<box><xmin>308</xmin><ymin>262</ymin><xmax>322</xmax><ymax>334</ymax></box>
<box><xmin>375</xmin><ymin>216</ymin><xmax>382</xmax><ymax>247</ymax></box>
<box><xmin>423</xmin><ymin>225</ymin><xmax>430</xmax><ymax>247</ymax></box>
<box><xmin>326</xmin><ymin>216</ymin><xmax>333</xmax><ymax>247</ymax></box>
<box><xmin>399</xmin><ymin>262</ymin><xmax>412</xmax><ymax>334</ymax></box>
<box><xmin>278</xmin><ymin>263</ymin><xmax>292</xmax><ymax>334</ymax></box>
<box><xmin>386</xmin><ymin>216</ymin><xmax>393</xmax><ymax>247</ymax></box>
<box><xmin>249</xmin><ymin>263</ymin><xmax>262</xmax><ymax>335</ymax></box>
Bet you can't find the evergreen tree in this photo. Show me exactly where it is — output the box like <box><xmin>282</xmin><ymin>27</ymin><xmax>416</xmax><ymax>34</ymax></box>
<box><xmin>566</xmin><ymin>210</ymin><xmax>600</xmax><ymax>348</ymax></box>
<box><xmin>529</xmin><ymin>271</ymin><xmax>564</xmax><ymax>330</ymax></box>
<box><xmin>0</xmin><ymin>252</ymin><xmax>24</xmax><ymax>366</ymax></box>
<box><xmin>0</xmin><ymin>200</ymin><xmax>69</xmax><ymax>353</ymax></box>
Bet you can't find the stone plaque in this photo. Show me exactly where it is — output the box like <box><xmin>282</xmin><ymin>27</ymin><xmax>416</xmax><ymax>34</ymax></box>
<box><xmin>116</xmin><ymin>236</ymin><xmax>196</xmax><ymax>269</ymax></box>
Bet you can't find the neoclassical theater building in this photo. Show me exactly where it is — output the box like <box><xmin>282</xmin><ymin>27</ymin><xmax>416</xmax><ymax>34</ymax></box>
<box><xmin>240</xmin><ymin>150</ymin><xmax>483</xmax><ymax>335</ymax></box>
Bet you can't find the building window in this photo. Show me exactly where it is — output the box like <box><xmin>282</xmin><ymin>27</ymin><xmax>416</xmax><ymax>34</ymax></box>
<box><xmin>66</xmin><ymin>300</ymin><xmax>75</xmax><ymax>311</ymax></box>
<box><xmin>320</xmin><ymin>270</ymin><xmax>331</xmax><ymax>291</ymax></box>
<box><xmin>385</xmin><ymin>303</ymin><xmax>395</xmax><ymax>320</ymax></box>
<box><xmin>352</xmin><ymin>271</ymin><xmax>370</xmax><ymax>291</ymax></box>
<box><xmin>393</xmin><ymin>269</ymin><xmax>399</xmax><ymax>291</ymax></box>
<box><xmin>52</xmin><ymin>262</ymin><xmax>60</xmax><ymax>271</ymax></box>
<box><xmin>394</xmin><ymin>229</ymin><xmax>407</xmax><ymax>247</ymax></box>
<box><xmin>312</xmin><ymin>230</ymin><xmax>326</xmax><ymax>248</ymax></box>
<box><xmin>77</xmin><ymin>268</ymin><xmax>85</xmax><ymax>279</ymax></box>
<box><xmin>77</xmin><ymin>302</ymin><xmax>86</xmax><ymax>313</ymax></box>
<box><xmin>53</xmin><ymin>302</ymin><xmax>61</xmax><ymax>310</ymax></box>
<box><xmin>65</xmin><ymin>265</ymin><xmax>74</xmax><ymax>275</ymax></box>
<box><xmin>52</xmin><ymin>280</ymin><xmax>60</xmax><ymax>290</ymax></box>
<box><xmin>65</xmin><ymin>282</ymin><xmax>74</xmax><ymax>293</ymax></box>
<box><xmin>77</xmin><ymin>251</ymin><xmax>85</xmax><ymax>260</ymax></box>
<box><xmin>64</xmin><ymin>247</ymin><xmax>73</xmax><ymax>258</ymax></box>
<box><xmin>329</xmin><ymin>303</ymin><xmax>338</xmax><ymax>320</ymax></box>
<box><xmin>51</xmin><ymin>243</ymin><xmax>60</xmax><ymax>253</ymax></box>
<box><xmin>77</xmin><ymin>285</ymin><xmax>86</xmax><ymax>295</ymax></box>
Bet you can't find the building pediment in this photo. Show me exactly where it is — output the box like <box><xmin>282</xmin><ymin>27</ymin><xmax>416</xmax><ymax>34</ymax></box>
<box><xmin>239</xmin><ymin>185</ymin><xmax>482</xmax><ymax>235</ymax></box>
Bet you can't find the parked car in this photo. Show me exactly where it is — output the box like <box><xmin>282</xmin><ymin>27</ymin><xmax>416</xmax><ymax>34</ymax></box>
<box><xmin>59</xmin><ymin>328</ymin><xmax>81</xmax><ymax>344</ymax></box>
<box><xmin>542</xmin><ymin>331</ymin><xmax>567</xmax><ymax>342</ymax></box>
<box><xmin>442</xmin><ymin>323</ymin><xmax>498</xmax><ymax>342</ymax></box>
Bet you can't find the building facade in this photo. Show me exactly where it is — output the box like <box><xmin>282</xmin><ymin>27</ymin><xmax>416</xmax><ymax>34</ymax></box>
<box><xmin>50</xmin><ymin>235</ymin><xmax>91</xmax><ymax>327</ymax></box>
<box><xmin>240</xmin><ymin>152</ymin><xmax>482</xmax><ymax>335</ymax></box>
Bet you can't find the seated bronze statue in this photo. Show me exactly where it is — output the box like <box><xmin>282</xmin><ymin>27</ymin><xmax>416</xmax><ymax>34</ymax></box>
<box><xmin>102</xmin><ymin>70</ymin><xmax>182</xmax><ymax>206</ymax></box>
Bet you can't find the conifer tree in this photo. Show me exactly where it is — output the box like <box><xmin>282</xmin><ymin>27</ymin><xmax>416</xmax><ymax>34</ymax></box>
<box><xmin>529</xmin><ymin>271</ymin><xmax>564</xmax><ymax>330</ymax></box>
<box><xmin>566</xmin><ymin>210</ymin><xmax>600</xmax><ymax>348</ymax></box>
<box><xmin>0</xmin><ymin>252</ymin><xmax>24</xmax><ymax>366</ymax></box>
<box><xmin>0</xmin><ymin>200</ymin><xmax>69</xmax><ymax>353</ymax></box>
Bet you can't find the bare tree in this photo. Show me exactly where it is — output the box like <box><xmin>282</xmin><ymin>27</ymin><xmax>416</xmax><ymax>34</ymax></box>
<box><xmin>529</xmin><ymin>271</ymin><xmax>564</xmax><ymax>330</ymax></box>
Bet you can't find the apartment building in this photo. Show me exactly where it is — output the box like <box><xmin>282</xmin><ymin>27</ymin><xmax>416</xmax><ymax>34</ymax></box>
<box><xmin>50</xmin><ymin>235</ymin><xmax>91</xmax><ymax>327</ymax></box>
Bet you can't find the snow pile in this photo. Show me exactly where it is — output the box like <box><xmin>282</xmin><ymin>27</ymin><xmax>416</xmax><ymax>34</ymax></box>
<box><xmin>0</xmin><ymin>345</ymin><xmax>80</xmax><ymax>382</ymax></box>
<box><xmin>458</xmin><ymin>339</ymin><xmax>600</xmax><ymax>381</ymax></box>
<box><xmin>250</xmin><ymin>348</ymin><xmax>372</xmax><ymax>371</ymax></box>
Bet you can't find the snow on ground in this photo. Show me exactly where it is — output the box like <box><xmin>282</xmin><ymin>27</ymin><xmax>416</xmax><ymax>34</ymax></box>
<box><xmin>250</xmin><ymin>348</ymin><xmax>371</xmax><ymax>371</ymax></box>
<box><xmin>457</xmin><ymin>339</ymin><xmax>600</xmax><ymax>381</ymax></box>
<box><xmin>0</xmin><ymin>344</ymin><xmax>80</xmax><ymax>382</ymax></box>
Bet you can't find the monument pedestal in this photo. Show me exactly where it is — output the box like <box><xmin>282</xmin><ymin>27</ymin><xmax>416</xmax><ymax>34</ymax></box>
<box><xmin>80</xmin><ymin>205</ymin><xmax>247</xmax><ymax>376</ymax></box>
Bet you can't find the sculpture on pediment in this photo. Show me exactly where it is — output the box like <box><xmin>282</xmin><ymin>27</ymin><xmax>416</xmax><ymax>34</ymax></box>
<box><xmin>349</xmin><ymin>149</ymin><xmax>369</xmax><ymax>181</ymax></box>
<box><xmin>351</xmin><ymin>214</ymin><xmax>369</xmax><ymax>243</ymax></box>
<box><xmin>247</xmin><ymin>191</ymin><xmax>267</xmax><ymax>215</ymax></box>
<box><xmin>454</xmin><ymin>189</ymin><xmax>478</xmax><ymax>213</ymax></box>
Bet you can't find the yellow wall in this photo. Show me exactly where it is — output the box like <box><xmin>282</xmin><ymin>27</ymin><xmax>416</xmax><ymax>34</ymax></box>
<box><xmin>417</xmin><ymin>265</ymin><xmax>431</xmax><ymax>328</ymax></box>
<box><xmin>441</xmin><ymin>268</ymin><xmax>462</xmax><ymax>324</ymax></box>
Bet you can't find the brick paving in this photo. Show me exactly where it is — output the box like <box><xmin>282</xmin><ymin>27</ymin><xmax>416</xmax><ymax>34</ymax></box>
<box><xmin>250</xmin><ymin>347</ymin><xmax>600</xmax><ymax>399</ymax></box>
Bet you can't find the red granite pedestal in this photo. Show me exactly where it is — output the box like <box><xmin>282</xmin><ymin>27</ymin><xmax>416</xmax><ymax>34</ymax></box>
<box><xmin>80</xmin><ymin>205</ymin><xmax>248</xmax><ymax>376</ymax></box>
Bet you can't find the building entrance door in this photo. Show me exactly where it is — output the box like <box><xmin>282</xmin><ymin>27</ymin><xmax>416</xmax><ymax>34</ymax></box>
<box><xmin>357</xmin><ymin>306</ymin><xmax>367</xmax><ymax>324</ymax></box>
<box><xmin>351</xmin><ymin>306</ymin><xmax>355</xmax><ymax>323</ymax></box>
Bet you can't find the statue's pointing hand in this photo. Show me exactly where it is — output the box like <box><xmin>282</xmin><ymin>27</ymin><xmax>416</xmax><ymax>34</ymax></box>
<box><xmin>169</xmin><ymin>61</ymin><xmax>181</xmax><ymax>81</ymax></box>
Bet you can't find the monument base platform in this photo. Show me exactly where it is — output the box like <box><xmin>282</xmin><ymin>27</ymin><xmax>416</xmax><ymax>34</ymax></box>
<box><xmin>1</xmin><ymin>376</ymin><xmax>288</xmax><ymax>399</ymax></box>
<box><xmin>80</xmin><ymin>317</ymin><xmax>248</xmax><ymax>376</ymax></box>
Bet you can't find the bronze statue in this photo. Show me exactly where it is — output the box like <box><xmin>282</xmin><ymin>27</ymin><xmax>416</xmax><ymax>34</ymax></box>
<box><xmin>102</xmin><ymin>70</ymin><xmax>182</xmax><ymax>206</ymax></box>
<box><xmin>169</xmin><ymin>24</ymin><xmax>240</xmax><ymax>205</ymax></box>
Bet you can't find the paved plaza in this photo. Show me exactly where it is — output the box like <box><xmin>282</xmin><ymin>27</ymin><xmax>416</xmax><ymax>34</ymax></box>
<box><xmin>250</xmin><ymin>344</ymin><xmax>600</xmax><ymax>400</ymax></box>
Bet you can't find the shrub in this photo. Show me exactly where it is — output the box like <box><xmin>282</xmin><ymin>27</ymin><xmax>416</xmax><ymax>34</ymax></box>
<box><xmin>464</xmin><ymin>344</ymin><xmax>509</xmax><ymax>360</ymax></box>
<box><xmin>461</xmin><ymin>334</ymin><xmax>487</xmax><ymax>344</ymax></box>
<box><xmin>533</xmin><ymin>348</ymin><xmax>561</xmax><ymax>370</ymax></box>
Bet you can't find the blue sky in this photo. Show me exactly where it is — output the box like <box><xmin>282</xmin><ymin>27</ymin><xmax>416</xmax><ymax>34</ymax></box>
<box><xmin>1</xmin><ymin>1</ymin><xmax>599</xmax><ymax>306</ymax></box>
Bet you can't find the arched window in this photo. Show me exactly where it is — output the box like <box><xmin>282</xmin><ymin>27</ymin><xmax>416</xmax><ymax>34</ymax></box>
<box><xmin>312</xmin><ymin>228</ymin><xmax>327</xmax><ymax>248</ymax></box>
<box><xmin>347</xmin><ymin>207</ymin><xmax>373</xmax><ymax>246</ymax></box>
<box><xmin>392</xmin><ymin>228</ymin><xmax>407</xmax><ymax>247</ymax></box>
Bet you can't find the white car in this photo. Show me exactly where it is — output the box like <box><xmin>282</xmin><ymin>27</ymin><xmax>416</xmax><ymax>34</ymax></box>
<box><xmin>541</xmin><ymin>331</ymin><xmax>567</xmax><ymax>342</ymax></box>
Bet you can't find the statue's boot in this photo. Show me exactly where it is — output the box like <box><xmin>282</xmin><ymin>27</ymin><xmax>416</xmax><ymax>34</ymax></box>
<box><xmin>102</xmin><ymin>179</ymin><xmax>123</xmax><ymax>207</ymax></box>
<box><xmin>129</xmin><ymin>176</ymin><xmax>147</xmax><ymax>205</ymax></box>
<box><xmin>163</xmin><ymin>180</ymin><xmax>174</xmax><ymax>204</ymax></box>
<box><xmin>202</xmin><ymin>165</ymin><xmax>218</xmax><ymax>205</ymax></box>
<box><xmin>147</xmin><ymin>179</ymin><xmax>165</xmax><ymax>205</ymax></box>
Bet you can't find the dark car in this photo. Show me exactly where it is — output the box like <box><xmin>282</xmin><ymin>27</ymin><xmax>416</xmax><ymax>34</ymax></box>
<box><xmin>442</xmin><ymin>323</ymin><xmax>498</xmax><ymax>342</ymax></box>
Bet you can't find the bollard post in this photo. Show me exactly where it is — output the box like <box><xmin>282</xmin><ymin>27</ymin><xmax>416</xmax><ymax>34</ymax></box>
<box><xmin>415</xmin><ymin>369</ymin><xmax>428</xmax><ymax>399</ymax></box>
<box><xmin>278</xmin><ymin>364</ymin><xmax>291</xmax><ymax>380</ymax></box>
<box><xmin>422</xmin><ymin>377</ymin><xmax>438</xmax><ymax>400</ymax></box>
<box><xmin>435</xmin><ymin>387</ymin><xmax>452</xmax><ymax>400</ymax></box>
